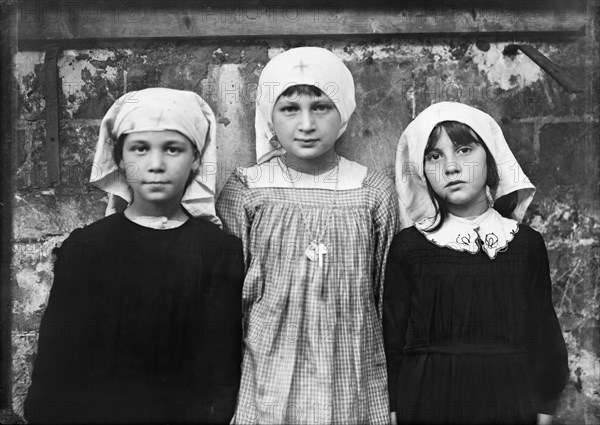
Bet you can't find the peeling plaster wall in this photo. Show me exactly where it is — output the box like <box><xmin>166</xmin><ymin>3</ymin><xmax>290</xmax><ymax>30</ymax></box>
<box><xmin>10</xmin><ymin>35</ymin><xmax>600</xmax><ymax>424</ymax></box>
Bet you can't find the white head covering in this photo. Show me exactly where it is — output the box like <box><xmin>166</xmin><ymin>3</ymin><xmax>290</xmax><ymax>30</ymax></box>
<box><xmin>396</xmin><ymin>102</ymin><xmax>535</xmax><ymax>226</ymax></box>
<box><xmin>89</xmin><ymin>87</ymin><xmax>221</xmax><ymax>227</ymax></box>
<box><xmin>255</xmin><ymin>46</ymin><xmax>356</xmax><ymax>164</ymax></box>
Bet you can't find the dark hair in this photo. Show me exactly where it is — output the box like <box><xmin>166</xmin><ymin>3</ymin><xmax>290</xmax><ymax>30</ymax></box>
<box><xmin>279</xmin><ymin>84</ymin><xmax>325</xmax><ymax>100</ymax></box>
<box><xmin>113</xmin><ymin>132</ymin><xmax>201</xmax><ymax>190</ymax></box>
<box><xmin>423</xmin><ymin>121</ymin><xmax>517</xmax><ymax>231</ymax></box>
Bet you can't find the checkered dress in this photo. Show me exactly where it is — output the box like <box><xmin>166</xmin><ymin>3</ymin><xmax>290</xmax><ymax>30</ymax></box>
<box><xmin>216</xmin><ymin>167</ymin><xmax>400</xmax><ymax>424</ymax></box>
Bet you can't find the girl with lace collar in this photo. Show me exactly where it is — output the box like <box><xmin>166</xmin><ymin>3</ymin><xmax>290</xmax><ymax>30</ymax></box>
<box><xmin>396</xmin><ymin>101</ymin><xmax>536</xmax><ymax>258</ymax></box>
<box><xmin>384</xmin><ymin>102</ymin><xmax>568</xmax><ymax>424</ymax></box>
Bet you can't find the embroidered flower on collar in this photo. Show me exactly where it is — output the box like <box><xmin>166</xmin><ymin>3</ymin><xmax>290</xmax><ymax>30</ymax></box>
<box><xmin>415</xmin><ymin>208</ymin><xmax>519</xmax><ymax>259</ymax></box>
<box><xmin>483</xmin><ymin>232</ymin><xmax>499</xmax><ymax>250</ymax></box>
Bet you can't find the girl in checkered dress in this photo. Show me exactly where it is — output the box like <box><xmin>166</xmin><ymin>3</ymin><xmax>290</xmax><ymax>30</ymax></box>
<box><xmin>217</xmin><ymin>47</ymin><xmax>400</xmax><ymax>424</ymax></box>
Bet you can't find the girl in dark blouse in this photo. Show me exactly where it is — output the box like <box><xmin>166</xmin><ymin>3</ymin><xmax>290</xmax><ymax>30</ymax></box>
<box><xmin>385</xmin><ymin>102</ymin><xmax>568</xmax><ymax>424</ymax></box>
<box><xmin>24</xmin><ymin>88</ymin><xmax>244</xmax><ymax>424</ymax></box>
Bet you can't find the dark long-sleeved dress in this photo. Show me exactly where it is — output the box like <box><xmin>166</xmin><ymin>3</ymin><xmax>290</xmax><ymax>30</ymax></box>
<box><xmin>383</xmin><ymin>224</ymin><xmax>569</xmax><ymax>424</ymax></box>
<box><xmin>24</xmin><ymin>213</ymin><xmax>244</xmax><ymax>424</ymax></box>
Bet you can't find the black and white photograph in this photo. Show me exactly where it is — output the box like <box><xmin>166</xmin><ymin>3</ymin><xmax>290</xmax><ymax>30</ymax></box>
<box><xmin>0</xmin><ymin>0</ymin><xmax>598</xmax><ymax>423</ymax></box>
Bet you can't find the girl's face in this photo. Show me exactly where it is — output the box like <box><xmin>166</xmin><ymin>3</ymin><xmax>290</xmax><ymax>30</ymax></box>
<box><xmin>121</xmin><ymin>130</ymin><xmax>199</xmax><ymax>215</ymax></box>
<box><xmin>272</xmin><ymin>91</ymin><xmax>342</xmax><ymax>167</ymax></box>
<box><xmin>424</xmin><ymin>127</ymin><xmax>489</xmax><ymax>217</ymax></box>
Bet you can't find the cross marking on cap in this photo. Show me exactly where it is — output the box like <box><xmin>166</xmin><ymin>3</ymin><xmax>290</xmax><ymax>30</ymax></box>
<box><xmin>294</xmin><ymin>60</ymin><xmax>308</xmax><ymax>73</ymax></box>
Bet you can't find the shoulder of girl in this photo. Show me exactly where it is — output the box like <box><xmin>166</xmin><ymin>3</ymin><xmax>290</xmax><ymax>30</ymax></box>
<box><xmin>498</xmin><ymin>222</ymin><xmax>548</xmax><ymax>259</ymax></box>
<box><xmin>347</xmin><ymin>157</ymin><xmax>390</xmax><ymax>184</ymax></box>
<box><xmin>363</xmin><ymin>168</ymin><xmax>395</xmax><ymax>192</ymax></box>
<box><xmin>388</xmin><ymin>226</ymin><xmax>426</xmax><ymax>257</ymax></box>
<box><xmin>185</xmin><ymin>219</ymin><xmax>244</xmax><ymax>263</ymax></box>
<box><xmin>237</xmin><ymin>159</ymin><xmax>286</xmax><ymax>188</ymax></box>
<box><xmin>392</xmin><ymin>226</ymin><xmax>422</xmax><ymax>244</ymax></box>
<box><xmin>234</xmin><ymin>163</ymin><xmax>267</xmax><ymax>187</ymax></box>
<box><xmin>188</xmin><ymin>218</ymin><xmax>243</xmax><ymax>245</ymax></box>
<box><xmin>516</xmin><ymin>222</ymin><xmax>547</xmax><ymax>245</ymax></box>
<box><xmin>57</xmin><ymin>214</ymin><xmax>123</xmax><ymax>251</ymax></box>
<box><xmin>510</xmin><ymin>221</ymin><xmax>543</xmax><ymax>239</ymax></box>
<box><xmin>70</xmin><ymin>214</ymin><xmax>122</xmax><ymax>237</ymax></box>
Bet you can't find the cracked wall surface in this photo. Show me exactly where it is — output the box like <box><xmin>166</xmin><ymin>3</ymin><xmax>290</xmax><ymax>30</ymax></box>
<box><xmin>10</xmin><ymin>36</ymin><xmax>600</xmax><ymax>424</ymax></box>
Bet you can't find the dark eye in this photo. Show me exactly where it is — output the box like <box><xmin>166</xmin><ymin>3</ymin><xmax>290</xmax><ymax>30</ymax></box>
<box><xmin>426</xmin><ymin>152</ymin><xmax>441</xmax><ymax>161</ymax></box>
<box><xmin>457</xmin><ymin>146</ymin><xmax>472</xmax><ymax>155</ymax></box>
<box><xmin>313</xmin><ymin>103</ymin><xmax>333</xmax><ymax>113</ymax></box>
<box><xmin>131</xmin><ymin>145</ymin><xmax>148</xmax><ymax>153</ymax></box>
<box><xmin>280</xmin><ymin>106</ymin><xmax>298</xmax><ymax>114</ymax></box>
<box><xmin>166</xmin><ymin>146</ymin><xmax>183</xmax><ymax>155</ymax></box>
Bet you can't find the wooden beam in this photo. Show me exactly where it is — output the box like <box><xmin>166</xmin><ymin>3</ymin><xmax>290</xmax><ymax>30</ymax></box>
<box><xmin>0</xmin><ymin>0</ymin><xmax>17</xmax><ymax>414</ymax></box>
<box><xmin>504</xmin><ymin>44</ymin><xmax>584</xmax><ymax>93</ymax></box>
<box><xmin>14</xmin><ymin>1</ymin><xmax>587</xmax><ymax>42</ymax></box>
<box><xmin>43</xmin><ymin>45</ymin><xmax>61</xmax><ymax>185</ymax></box>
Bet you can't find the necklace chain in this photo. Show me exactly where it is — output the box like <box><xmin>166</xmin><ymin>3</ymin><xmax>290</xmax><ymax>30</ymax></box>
<box><xmin>279</xmin><ymin>155</ymin><xmax>340</xmax><ymax>246</ymax></box>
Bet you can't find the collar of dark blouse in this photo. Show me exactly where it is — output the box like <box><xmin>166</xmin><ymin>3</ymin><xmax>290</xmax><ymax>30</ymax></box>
<box><xmin>127</xmin><ymin>215</ymin><xmax>187</xmax><ymax>230</ymax></box>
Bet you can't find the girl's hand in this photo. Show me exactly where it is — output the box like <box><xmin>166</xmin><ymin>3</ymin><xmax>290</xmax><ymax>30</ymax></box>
<box><xmin>390</xmin><ymin>411</ymin><xmax>398</xmax><ymax>425</ymax></box>
<box><xmin>537</xmin><ymin>413</ymin><xmax>553</xmax><ymax>425</ymax></box>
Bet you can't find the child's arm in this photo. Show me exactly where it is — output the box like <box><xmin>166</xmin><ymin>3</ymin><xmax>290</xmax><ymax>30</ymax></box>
<box><xmin>372</xmin><ymin>176</ymin><xmax>401</xmax><ymax>321</ymax></box>
<box><xmin>216</xmin><ymin>171</ymin><xmax>255</xmax><ymax>339</ymax></box>
<box><xmin>24</xmin><ymin>230</ymin><xmax>96</xmax><ymax>423</ymax></box>
<box><xmin>383</xmin><ymin>234</ymin><xmax>412</xmax><ymax>417</ymax></box>
<box><xmin>216</xmin><ymin>171</ymin><xmax>253</xmax><ymax>271</ymax></box>
<box><xmin>528</xmin><ymin>232</ymin><xmax>569</xmax><ymax>417</ymax></box>
<box><xmin>202</xmin><ymin>235</ymin><xmax>245</xmax><ymax>424</ymax></box>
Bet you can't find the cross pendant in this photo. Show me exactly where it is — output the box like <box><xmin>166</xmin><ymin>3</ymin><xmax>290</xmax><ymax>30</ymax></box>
<box><xmin>306</xmin><ymin>241</ymin><xmax>328</xmax><ymax>267</ymax></box>
<box><xmin>317</xmin><ymin>243</ymin><xmax>326</xmax><ymax>267</ymax></box>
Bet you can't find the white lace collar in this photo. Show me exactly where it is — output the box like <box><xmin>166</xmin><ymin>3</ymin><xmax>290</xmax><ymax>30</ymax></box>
<box><xmin>415</xmin><ymin>208</ymin><xmax>519</xmax><ymax>259</ymax></box>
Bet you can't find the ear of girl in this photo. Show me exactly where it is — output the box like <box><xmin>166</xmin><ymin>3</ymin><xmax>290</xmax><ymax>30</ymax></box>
<box><xmin>384</xmin><ymin>101</ymin><xmax>569</xmax><ymax>424</ymax></box>
<box><xmin>217</xmin><ymin>47</ymin><xmax>400</xmax><ymax>425</ymax></box>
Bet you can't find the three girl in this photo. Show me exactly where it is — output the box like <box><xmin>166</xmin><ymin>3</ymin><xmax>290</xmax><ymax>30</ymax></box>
<box><xmin>25</xmin><ymin>51</ymin><xmax>569</xmax><ymax>425</ymax></box>
<box><xmin>384</xmin><ymin>102</ymin><xmax>569</xmax><ymax>424</ymax></box>
<box><xmin>216</xmin><ymin>47</ymin><xmax>400</xmax><ymax>424</ymax></box>
<box><xmin>25</xmin><ymin>88</ymin><xmax>244</xmax><ymax>423</ymax></box>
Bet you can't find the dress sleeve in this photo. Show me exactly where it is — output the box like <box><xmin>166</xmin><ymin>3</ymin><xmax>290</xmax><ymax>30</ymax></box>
<box><xmin>372</xmin><ymin>176</ymin><xmax>401</xmax><ymax>322</ymax></box>
<box><xmin>383</xmin><ymin>233</ymin><xmax>412</xmax><ymax>412</ymax></box>
<box><xmin>216</xmin><ymin>170</ymin><xmax>254</xmax><ymax>272</ymax></box>
<box><xmin>527</xmin><ymin>232</ymin><xmax>569</xmax><ymax>415</ymax></box>
<box><xmin>216</xmin><ymin>171</ymin><xmax>256</xmax><ymax>351</ymax></box>
<box><xmin>24</xmin><ymin>229</ymin><xmax>96</xmax><ymax>423</ymax></box>
<box><xmin>201</xmin><ymin>235</ymin><xmax>245</xmax><ymax>424</ymax></box>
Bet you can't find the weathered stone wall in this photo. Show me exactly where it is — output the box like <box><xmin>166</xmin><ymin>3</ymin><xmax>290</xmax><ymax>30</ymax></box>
<box><xmin>10</xmin><ymin>34</ymin><xmax>599</xmax><ymax>423</ymax></box>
